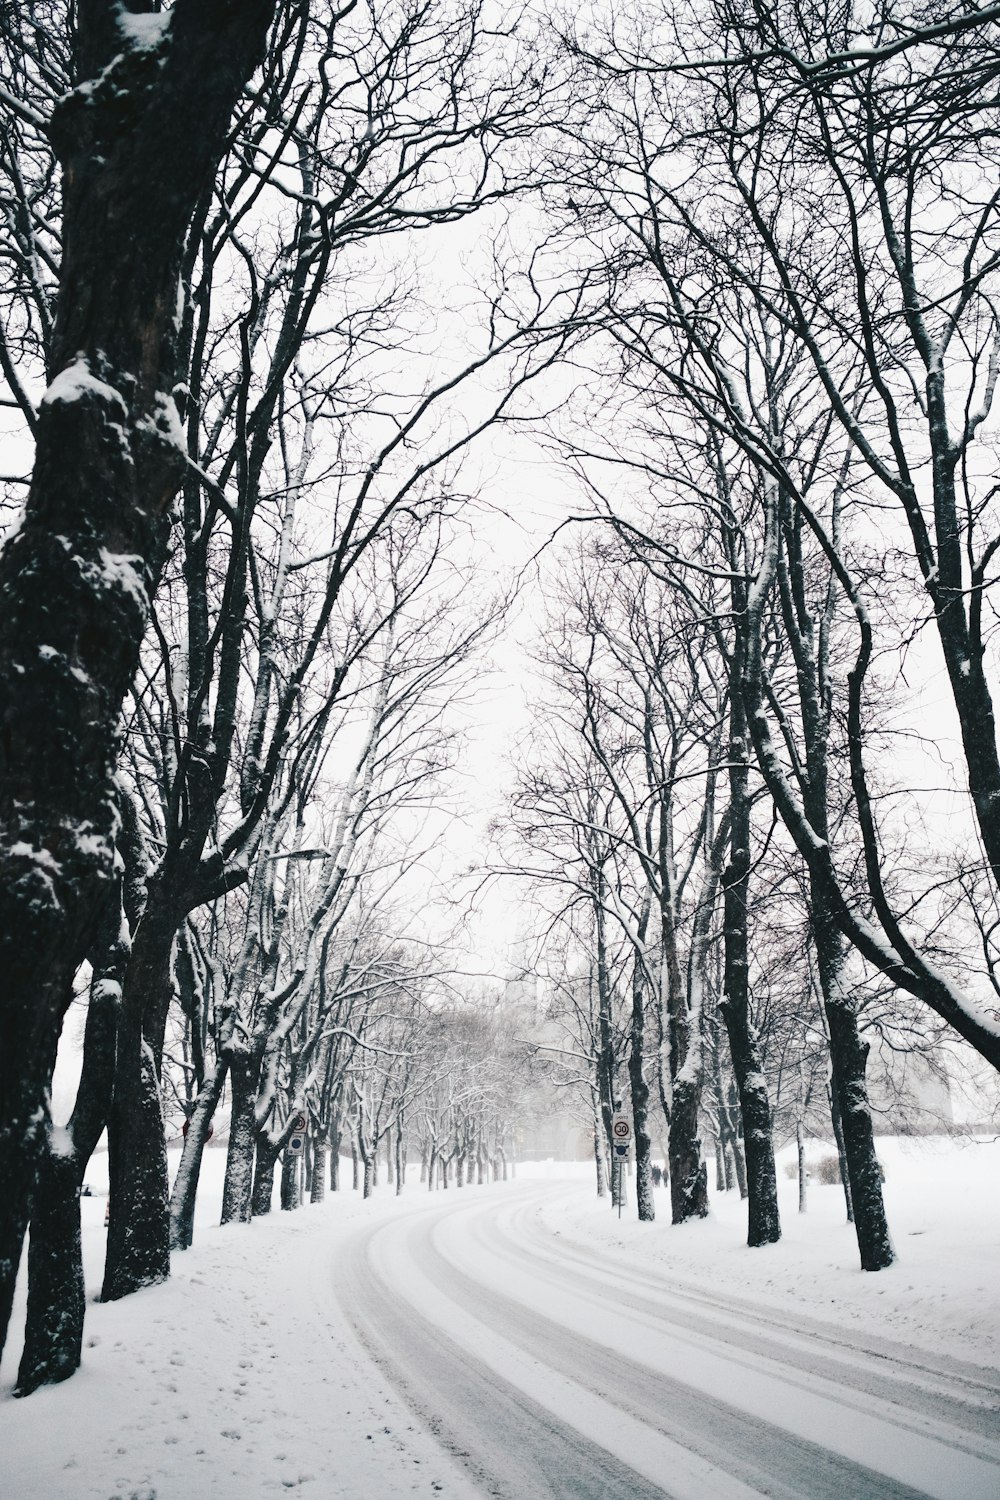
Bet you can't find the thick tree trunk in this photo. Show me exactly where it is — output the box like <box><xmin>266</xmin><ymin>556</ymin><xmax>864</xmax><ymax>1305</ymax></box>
<box><xmin>16</xmin><ymin>884</ymin><xmax>123</xmax><ymax>1392</ymax></box>
<box><xmin>280</xmin><ymin>1149</ymin><xmax>299</xmax><ymax>1211</ymax></box>
<box><xmin>395</xmin><ymin>1119</ymin><xmax>405</xmax><ymax>1196</ymax></box>
<box><xmin>220</xmin><ymin>1052</ymin><xmax>258</xmax><ymax>1226</ymax></box>
<box><xmin>362</xmin><ymin>1149</ymin><xmax>375</xmax><ymax>1199</ymax></box>
<box><xmin>169</xmin><ymin>1058</ymin><xmax>227</xmax><ymax>1251</ymax></box>
<box><xmin>0</xmin><ymin>0</ymin><xmax>278</xmax><ymax>1357</ymax></box>
<box><xmin>252</xmin><ymin>1137</ymin><xmax>279</xmax><ymax>1217</ymax></box>
<box><xmin>668</xmin><ymin>1077</ymin><xmax>708</xmax><ymax>1223</ymax></box>
<box><xmin>103</xmin><ymin>910</ymin><xmax>176</xmax><ymax>1295</ymax></box>
<box><xmin>310</xmin><ymin>1141</ymin><xmax>328</xmax><ymax>1205</ymax></box>
<box><xmin>102</xmin><ymin>1038</ymin><xmax>169</xmax><ymax>1302</ymax></box>
<box><xmin>15</xmin><ymin>1149</ymin><xmax>83</xmax><ymax>1397</ymax></box>
<box><xmin>797</xmin><ymin>1116</ymin><xmax>807</xmax><ymax>1214</ymax></box>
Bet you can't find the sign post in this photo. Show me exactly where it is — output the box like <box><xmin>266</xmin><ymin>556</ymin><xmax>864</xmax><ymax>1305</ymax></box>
<box><xmin>287</xmin><ymin>1110</ymin><xmax>307</xmax><ymax>1157</ymax></box>
<box><xmin>611</xmin><ymin>1112</ymin><xmax>631</xmax><ymax>1219</ymax></box>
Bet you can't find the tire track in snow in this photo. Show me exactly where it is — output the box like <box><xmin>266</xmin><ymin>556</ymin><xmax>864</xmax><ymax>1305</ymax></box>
<box><xmin>428</xmin><ymin>1187</ymin><xmax>1000</xmax><ymax>1499</ymax></box>
<box><xmin>506</xmin><ymin>1188</ymin><xmax>1000</xmax><ymax>1436</ymax></box>
<box><xmin>334</xmin><ymin>1185</ymin><xmax>1000</xmax><ymax>1499</ymax></box>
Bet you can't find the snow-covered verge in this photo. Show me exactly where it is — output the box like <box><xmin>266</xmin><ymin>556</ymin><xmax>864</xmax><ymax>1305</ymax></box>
<box><xmin>534</xmin><ymin>1134</ymin><xmax>1000</xmax><ymax>1371</ymax></box>
<box><xmin>0</xmin><ymin>1151</ymin><xmax>481</xmax><ymax>1500</ymax></box>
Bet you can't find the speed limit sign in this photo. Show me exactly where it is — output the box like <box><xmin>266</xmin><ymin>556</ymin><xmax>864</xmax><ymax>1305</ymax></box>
<box><xmin>611</xmin><ymin>1112</ymin><xmax>631</xmax><ymax>1145</ymax></box>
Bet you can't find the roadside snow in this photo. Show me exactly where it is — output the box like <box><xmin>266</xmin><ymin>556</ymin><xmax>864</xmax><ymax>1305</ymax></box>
<box><xmin>534</xmin><ymin>1134</ymin><xmax>1000</xmax><ymax>1370</ymax></box>
<box><xmin>0</xmin><ymin>1151</ymin><xmax>480</xmax><ymax>1500</ymax></box>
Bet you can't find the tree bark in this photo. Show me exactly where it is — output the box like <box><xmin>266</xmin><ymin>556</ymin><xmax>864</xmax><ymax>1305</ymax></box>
<box><xmin>252</xmin><ymin>1136</ymin><xmax>279</xmax><ymax>1217</ymax></box>
<box><xmin>220</xmin><ymin>1051</ymin><xmax>258</xmax><ymax>1226</ymax></box>
<box><xmin>722</xmin><ymin>641</ymin><xmax>780</xmax><ymax>1246</ymax></box>
<box><xmin>16</xmin><ymin>877</ymin><xmax>124</xmax><ymax>1393</ymax></box>
<box><xmin>169</xmin><ymin>1057</ymin><xmax>227</xmax><ymax>1251</ymax></box>
<box><xmin>628</xmin><ymin>903</ymin><xmax>655</xmax><ymax>1222</ymax></box>
<box><xmin>814</xmin><ymin>891</ymin><xmax>893</xmax><ymax>1269</ymax></box>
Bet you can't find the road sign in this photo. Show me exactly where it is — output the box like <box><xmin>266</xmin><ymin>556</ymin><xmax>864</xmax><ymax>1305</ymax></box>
<box><xmin>614</xmin><ymin>1143</ymin><xmax>629</xmax><ymax>1157</ymax></box>
<box><xmin>611</xmin><ymin>1112</ymin><xmax>631</xmax><ymax>1145</ymax></box>
<box><xmin>290</xmin><ymin>1110</ymin><xmax>307</xmax><ymax>1134</ymax></box>
<box><xmin>287</xmin><ymin>1133</ymin><xmax>304</xmax><ymax>1156</ymax></box>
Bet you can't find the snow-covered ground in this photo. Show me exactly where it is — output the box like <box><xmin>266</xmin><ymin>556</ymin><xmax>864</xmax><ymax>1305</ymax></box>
<box><xmin>537</xmin><ymin>1133</ymin><xmax>1000</xmax><ymax>1369</ymax></box>
<box><xmin>0</xmin><ymin>1135</ymin><xmax>997</xmax><ymax>1499</ymax></box>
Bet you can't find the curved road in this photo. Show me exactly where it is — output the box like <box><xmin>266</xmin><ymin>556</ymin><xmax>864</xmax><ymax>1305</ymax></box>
<box><xmin>336</xmin><ymin>1184</ymin><xmax>1000</xmax><ymax>1500</ymax></box>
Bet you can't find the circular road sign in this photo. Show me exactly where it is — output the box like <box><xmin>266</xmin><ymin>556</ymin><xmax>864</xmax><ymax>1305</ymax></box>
<box><xmin>611</xmin><ymin>1113</ymin><xmax>631</xmax><ymax>1143</ymax></box>
<box><xmin>290</xmin><ymin>1110</ymin><xmax>307</xmax><ymax>1134</ymax></box>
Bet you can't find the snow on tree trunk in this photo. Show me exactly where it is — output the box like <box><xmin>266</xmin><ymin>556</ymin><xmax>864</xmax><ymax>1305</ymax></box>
<box><xmin>593</xmin><ymin>1096</ymin><xmax>607</xmax><ymax>1198</ymax></box>
<box><xmin>310</xmin><ymin>1142</ymin><xmax>327</xmax><ymax>1205</ymax></box>
<box><xmin>220</xmin><ymin>1053</ymin><xmax>258</xmax><ymax>1226</ymax></box>
<box><xmin>395</xmin><ymin>1122</ymin><xmax>405</xmax><ymax>1196</ymax></box>
<box><xmin>18</xmin><ymin>882</ymin><xmax>123</xmax><ymax>1391</ymax></box>
<box><xmin>828</xmin><ymin>1077</ymin><xmax>855</xmax><ymax>1223</ymax></box>
<box><xmin>363</xmin><ymin>1152</ymin><xmax>375</xmax><ymax>1199</ymax></box>
<box><xmin>797</xmin><ymin>1117</ymin><xmax>807</xmax><ymax>1214</ymax></box>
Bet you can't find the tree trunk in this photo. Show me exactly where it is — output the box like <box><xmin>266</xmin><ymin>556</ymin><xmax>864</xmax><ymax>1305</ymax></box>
<box><xmin>15</xmin><ymin>1149</ymin><xmax>84</xmax><ymax>1397</ymax></box>
<box><xmin>102</xmin><ymin>1038</ymin><xmax>169</xmax><ymax>1302</ymax></box>
<box><xmin>395</xmin><ymin>1119</ymin><xmax>404</xmax><ymax>1196</ymax></box>
<box><xmin>252</xmin><ymin>1136</ymin><xmax>279</xmax><ymax>1217</ymax></box>
<box><xmin>220</xmin><ymin>1052</ymin><xmax>258</xmax><ymax>1226</ymax></box>
<box><xmin>169</xmin><ymin>1058</ymin><xmax>227</xmax><ymax>1250</ymax></box>
<box><xmin>593</xmin><ymin>1088</ymin><xmax>607</xmax><ymax>1198</ymax></box>
<box><xmin>722</xmin><ymin>622</ymin><xmax>780</xmax><ymax>1246</ymax></box>
<box><xmin>668</xmin><ymin>1077</ymin><xmax>708</xmax><ymax>1223</ymax></box>
<box><xmin>329</xmin><ymin>1119</ymin><xmax>341</xmax><ymax>1191</ymax></box>
<box><xmin>714</xmin><ymin>1136</ymin><xmax>726</xmax><ymax>1192</ymax></box>
<box><xmin>16</xmin><ymin>884</ymin><xmax>123</xmax><ymax>1392</ymax></box>
<box><xmin>362</xmin><ymin>1148</ymin><xmax>375</xmax><ymax>1199</ymax></box>
<box><xmin>828</xmin><ymin>1076</ymin><xmax>854</xmax><ymax>1222</ymax></box>
<box><xmin>280</xmin><ymin>1149</ymin><xmax>299</xmax><ymax>1211</ymax></box>
<box><xmin>797</xmin><ymin>1116</ymin><xmax>807</xmax><ymax>1214</ymax></box>
<box><xmin>310</xmin><ymin>1141</ymin><xmax>327</xmax><ymax>1204</ymax></box>
<box><xmin>0</xmin><ymin>0</ymin><xmax>278</xmax><ymax>1356</ymax></box>
<box><xmin>101</xmin><ymin>901</ymin><xmax>176</xmax><ymax>1300</ymax></box>
<box><xmin>629</xmin><ymin>902</ymin><xmax>655</xmax><ymax>1222</ymax></box>
<box><xmin>815</xmin><ymin>892</ymin><xmax>893</xmax><ymax>1269</ymax></box>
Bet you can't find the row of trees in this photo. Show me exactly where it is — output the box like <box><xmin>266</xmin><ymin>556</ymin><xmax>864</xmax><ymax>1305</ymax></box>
<box><xmin>0</xmin><ymin>0</ymin><xmax>563</xmax><ymax>1396</ymax></box>
<box><xmin>509</xmin><ymin>0</ymin><xmax>1000</xmax><ymax>1270</ymax></box>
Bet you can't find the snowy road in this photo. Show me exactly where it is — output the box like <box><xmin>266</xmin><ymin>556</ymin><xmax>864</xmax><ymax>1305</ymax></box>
<box><xmin>337</xmin><ymin>1183</ymin><xmax>1000</xmax><ymax>1500</ymax></box>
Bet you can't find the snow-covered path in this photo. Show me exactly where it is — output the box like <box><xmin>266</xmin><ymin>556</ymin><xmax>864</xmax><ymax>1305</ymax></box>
<box><xmin>338</xmin><ymin>1184</ymin><xmax>1000</xmax><ymax>1500</ymax></box>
